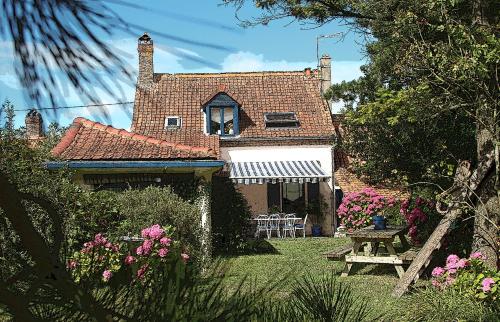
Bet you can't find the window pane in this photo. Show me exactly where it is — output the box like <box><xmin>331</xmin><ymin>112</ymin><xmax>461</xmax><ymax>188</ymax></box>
<box><xmin>210</xmin><ymin>107</ymin><xmax>221</xmax><ymax>134</ymax></box>
<box><xmin>223</xmin><ymin>107</ymin><xmax>234</xmax><ymax>134</ymax></box>
<box><xmin>167</xmin><ymin>117</ymin><xmax>178</xmax><ymax>126</ymax></box>
<box><xmin>283</xmin><ymin>183</ymin><xmax>305</xmax><ymax>213</ymax></box>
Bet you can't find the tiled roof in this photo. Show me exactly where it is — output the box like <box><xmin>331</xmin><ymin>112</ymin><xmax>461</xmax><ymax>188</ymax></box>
<box><xmin>335</xmin><ymin>168</ymin><xmax>406</xmax><ymax>199</ymax></box>
<box><xmin>52</xmin><ymin>117</ymin><xmax>218</xmax><ymax>160</ymax></box>
<box><xmin>131</xmin><ymin>71</ymin><xmax>335</xmax><ymax>144</ymax></box>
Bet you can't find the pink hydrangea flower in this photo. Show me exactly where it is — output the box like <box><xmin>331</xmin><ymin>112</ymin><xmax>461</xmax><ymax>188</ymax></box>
<box><xmin>456</xmin><ymin>259</ymin><xmax>468</xmax><ymax>269</ymax></box>
<box><xmin>470</xmin><ymin>252</ymin><xmax>484</xmax><ymax>260</ymax></box>
<box><xmin>481</xmin><ymin>277</ymin><xmax>495</xmax><ymax>292</ymax></box>
<box><xmin>67</xmin><ymin>260</ymin><xmax>78</xmax><ymax>270</ymax></box>
<box><xmin>137</xmin><ymin>265</ymin><xmax>148</xmax><ymax>279</ymax></box>
<box><xmin>446</xmin><ymin>254</ymin><xmax>460</xmax><ymax>265</ymax></box>
<box><xmin>124</xmin><ymin>255</ymin><xmax>136</xmax><ymax>265</ymax></box>
<box><xmin>136</xmin><ymin>245</ymin><xmax>144</xmax><ymax>256</ymax></box>
<box><xmin>94</xmin><ymin>233</ymin><xmax>107</xmax><ymax>245</ymax></box>
<box><xmin>148</xmin><ymin>224</ymin><xmax>165</xmax><ymax>240</ymax></box>
<box><xmin>142</xmin><ymin>239</ymin><xmax>153</xmax><ymax>255</ymax></box>
<box><xmin>352</xmin><ymin>205</ymin><xmax>362</xmax><ymax>212</ymax></box>
<box><xmin>160</xmin><ymin>237</ymin><xmax>172</xmax><ymax>246</ymax></box>
<box><xmin>431</xmin><ymin>266</ymin><xmax>445</xmax><ymax>277</ymax></box>
<box><xmin>141</xmin><ymin>227</ymin><xmax>151</xmax><ymax>238</ymax></box>
<box><xmin>181</xmin><ymin>253</ymin><xmax>189</xmax><ymax>263</ymax></box>
<box><xmin>158</xmin><ymin>248</ymin><xmax>169</xmax><ymax>257</ymax></box>
<box><xmin>102</xmin><ymin>270</ymin><xmax>112</xmax><ymax>282</ymax></box>
<box><xmin>431</xmin><ymin>280</ymin><xmax>441</xmax><ymax>288</ymax></box>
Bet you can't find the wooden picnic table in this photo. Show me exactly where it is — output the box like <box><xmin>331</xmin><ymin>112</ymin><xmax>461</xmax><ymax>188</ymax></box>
<box><xmin>341</xmin><ymin>225</ymin><xmax>410</xmax><ymax>278</ymax></box>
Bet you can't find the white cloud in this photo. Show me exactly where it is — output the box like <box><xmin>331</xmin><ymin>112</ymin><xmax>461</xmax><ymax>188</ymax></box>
<box><xmin>1</xmin><ymin>37</ymin><xmax>364</xmax><ymax>128</ymax></box>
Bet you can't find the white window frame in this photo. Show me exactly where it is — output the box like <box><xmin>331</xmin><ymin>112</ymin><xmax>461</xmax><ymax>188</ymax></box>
<box><xmin>165</xmin><ymin>116</ymin><xmax>181</xmax><ymax>129</ymax></box>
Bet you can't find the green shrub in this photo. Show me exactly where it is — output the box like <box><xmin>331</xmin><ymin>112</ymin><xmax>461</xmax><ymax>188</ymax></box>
<box><xmin>211</xmin><ymin>176</ymin><xmax>252</xmax><ymax>254</ymax></box>
<box><xmin>114</xmin><ymin>186</ymin><xmax>202</xmax><ymax>258</ymax></box>
<box><xmin>391</xmin><ymin>287</ymin><xmax>499</xmax><ymax>322</ymax></box>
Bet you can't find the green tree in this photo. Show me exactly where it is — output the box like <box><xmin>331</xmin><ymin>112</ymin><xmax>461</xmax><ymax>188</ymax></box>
<box><xmin>225</xmin><ymin>0</ymin><xmax>499</xmax><ymax>267</ymax></box>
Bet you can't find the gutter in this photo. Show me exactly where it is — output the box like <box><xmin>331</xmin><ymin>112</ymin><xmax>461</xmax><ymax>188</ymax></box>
<box><xmin>45</xmin><ymin>160</ymin><xmax>225</xmax><ymax>170</ymax></box>
<box><xmin>220</xmin><ymin>135</ymin><xmax>334</xmax><ymax>142</ymax></box>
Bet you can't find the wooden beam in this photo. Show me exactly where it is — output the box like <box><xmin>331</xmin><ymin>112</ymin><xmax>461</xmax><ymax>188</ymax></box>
<box><xmin>345</xmin><ymin>255</ymin><xmax>404</xmax><ymax>265</ymax></box>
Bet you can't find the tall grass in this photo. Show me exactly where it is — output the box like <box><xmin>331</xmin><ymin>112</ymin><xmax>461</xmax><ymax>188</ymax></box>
<box><xmin>387</xmin><ymin>287</ymin><xmax>499</xmax><ymax>322</ymax></box>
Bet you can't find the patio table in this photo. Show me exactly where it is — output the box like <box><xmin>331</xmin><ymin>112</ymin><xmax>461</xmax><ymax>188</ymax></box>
<box><xmin>252</xmin><ymin>216</ymin><xmax>302</xmax><ymax>238</ymax></box>
<box><xmin>341</xmin><ymin>225</ymin><xmax>410</xmax><ymax>278</ymax></box>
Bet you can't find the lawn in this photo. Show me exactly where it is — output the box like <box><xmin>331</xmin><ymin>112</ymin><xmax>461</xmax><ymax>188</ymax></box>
<box><xmin>218</xmin><ymin>237</ymin><xmax>409</xmax><ymax>319</ymax></box>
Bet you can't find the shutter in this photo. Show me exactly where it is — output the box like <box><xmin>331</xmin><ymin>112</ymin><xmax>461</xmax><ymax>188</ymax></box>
<box><xmin>307</xmin><ymin>182</ymin><xmax>320</xmax><ymax>202</ymax></box>
<box><xmin>334</xmin><ymin>188</ymin><xmax>344</xmax><ymax>209</ymax></box>
<box><xmin>267</xmin><ymin>183</ymin><xmax>281</xmax><ymax>210</ymax></box>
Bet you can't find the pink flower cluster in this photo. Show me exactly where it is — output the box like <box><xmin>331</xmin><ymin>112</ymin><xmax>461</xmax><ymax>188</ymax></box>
<box><xmin>337</xmin><ymin>188</ymin><xmax>396</xmax><ymax>229</ymax></box>
<box><xmin>432</xmin><ymin>252</ymin><xmax>497</xmax><ymax>294</ymax></box>
<box><xmin>401</xmin><ymin>197</ymin><xmax>435</xmax><ymax>245</ymax></box>
<box><xmin>131</xmin><ymin>224</ymin><xmax>188</xmax><ymax>279</ymax></box>
<box><xmin>81</xmin><ymin>233</ymin><xmax>120</xmax><ymax>254</ymax></box>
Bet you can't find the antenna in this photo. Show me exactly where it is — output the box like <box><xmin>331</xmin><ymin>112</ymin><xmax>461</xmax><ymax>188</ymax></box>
<box><xmin>316</xmin><ymin>33</ymin><xmax>343</xmax><ymax>67</ymax></box>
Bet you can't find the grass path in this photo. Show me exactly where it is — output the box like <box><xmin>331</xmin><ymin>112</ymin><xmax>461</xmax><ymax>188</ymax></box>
<box><xmin>218</xmin><ymin>237</ymin><xmax>406</xmax><ymax>317</ymax></box>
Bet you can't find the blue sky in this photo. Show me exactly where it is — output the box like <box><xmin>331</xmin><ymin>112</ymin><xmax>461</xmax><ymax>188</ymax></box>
<box><xmin>0</xmin><ymin>1</ymin><xmax>365</xmax><ymax>129</ymax></box>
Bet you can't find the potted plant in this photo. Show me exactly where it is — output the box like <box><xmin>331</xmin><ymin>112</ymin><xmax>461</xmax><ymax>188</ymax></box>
<box><xmin>306</xmin><ymin>196</ymin><xmax>327</xmax><ymax>237</ymax></box>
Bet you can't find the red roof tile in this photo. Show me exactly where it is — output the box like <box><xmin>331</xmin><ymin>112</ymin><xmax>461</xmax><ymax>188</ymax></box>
<box><xmin>52</xmin><ymin>117</ymin><xmax>218</xmax><ymax>160</ymax></box>
<box><xmin>131</xmin><ymin>71</ymin><xmax>335</xmax><ymax>146</ymax></box>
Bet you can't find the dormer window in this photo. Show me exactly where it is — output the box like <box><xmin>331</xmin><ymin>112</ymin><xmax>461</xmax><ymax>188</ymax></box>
<box><xmin>264</xmin><ymin>112</ymin><xmax>299</xmax><ymax>128</ymax></box>
<box><xmin>204</xmin><ymin>92</ymin><xmax>240</xmax><ymax>136</ymax></box>
<box><xmin>165</xmin><ymin>116</ymin><xmax>181</xmax><ymax>129</ymax></box>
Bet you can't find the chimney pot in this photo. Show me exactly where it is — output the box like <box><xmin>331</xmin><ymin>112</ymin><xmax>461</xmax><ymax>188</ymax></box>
<box><xmin>137</xmin><ymin>33</ymin><xmax>154</xmax><ymax>89</ymax></box>
<box><xmin>25</xmin><ymin>109</ymin><xmax>44</xmax><ymax>140</ymax></box>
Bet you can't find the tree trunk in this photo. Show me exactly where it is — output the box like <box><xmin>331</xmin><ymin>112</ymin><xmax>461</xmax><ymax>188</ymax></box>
<box><xmin>471</xmin><ymin>0</ymin><xmax>499</xmax><ymax>269</ymax></box>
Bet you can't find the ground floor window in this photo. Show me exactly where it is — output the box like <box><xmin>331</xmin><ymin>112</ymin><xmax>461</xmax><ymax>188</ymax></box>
<box><xmin>267</xmin><ymin>182</ymin><xmax>319</xmax><ymax>213</ymax></box>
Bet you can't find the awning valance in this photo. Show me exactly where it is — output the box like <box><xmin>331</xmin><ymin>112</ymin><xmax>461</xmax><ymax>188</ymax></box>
<box><xmin>229</xmin><ymin>160</ymin><xmax>330</xmax><ymax>185</ymax></box>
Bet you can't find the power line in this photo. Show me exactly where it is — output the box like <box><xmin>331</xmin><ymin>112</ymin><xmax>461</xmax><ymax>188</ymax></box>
<box><xmin>13</xmin><ymin>101</ymin><xmax>134</xmax><ymax>112</ymax></box>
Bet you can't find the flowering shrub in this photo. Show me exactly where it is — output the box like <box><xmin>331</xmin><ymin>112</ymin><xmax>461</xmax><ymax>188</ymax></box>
<box><xmin>400</xmin><ymin>195</ymin><xmax>439</xmax><ymax>245</ymax></box>
<box><xmin>337</xmin><ymin>188</ymin><xmax>395</xmax><ymax>230</ymax></box>
<box><xmin>69</xmin><ymin>224</ymin><xmax>189</xmax><ymax>283</ymax></box>
<box><xmin>431</xmin><ymin>252</ymin><xmax>499</xmax><ymax>303</ymax></box>
<box><xmin>68</xmin><ymin>233</ymin><xmax>122</xmax><ymax>283</ymax></box>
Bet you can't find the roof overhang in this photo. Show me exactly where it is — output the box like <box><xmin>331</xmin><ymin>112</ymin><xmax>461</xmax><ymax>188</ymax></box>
<box><xmin>46</xmin><ymin>160</ymin><xmax>225</xmax><ymax>171</ymax></box>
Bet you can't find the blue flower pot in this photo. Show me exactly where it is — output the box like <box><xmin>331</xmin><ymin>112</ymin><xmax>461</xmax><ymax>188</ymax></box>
<box><xmin>373</xmin><ymin>215</ymin><xmax>386</xmax><ymax>230</ymax></box>
<box><xmin>311</xmin><ymin>225</ymin><xmax>322</xmax><ymax>236</ymax></box>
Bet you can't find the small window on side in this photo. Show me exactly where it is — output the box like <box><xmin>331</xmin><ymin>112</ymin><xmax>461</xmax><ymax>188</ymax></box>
<box><xmin>264</xmin><ymin>112</ymin><xmax>299</xmax><ymax>128</ymax></box>
<box><xmin>165</xmin><ymin>116</ymin><xmax>181</xmax><ymax>129</ymax></box>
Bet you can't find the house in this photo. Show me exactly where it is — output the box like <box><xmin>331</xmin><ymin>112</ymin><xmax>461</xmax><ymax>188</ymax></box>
<box><xmin>48</xmin><ymin>33</ymin><xmax>338</xmax><ymax>243</ymax></box>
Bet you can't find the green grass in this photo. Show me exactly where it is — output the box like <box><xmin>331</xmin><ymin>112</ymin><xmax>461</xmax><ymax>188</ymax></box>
<box><xmin>218</xmin><ymin>237</ymin><xmax>404</xmax><ymax>318</ymax></box>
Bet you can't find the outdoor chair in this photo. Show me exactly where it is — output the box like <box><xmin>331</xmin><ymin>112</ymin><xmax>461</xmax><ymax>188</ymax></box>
<box><xmin>255</xmin><ymin>215</ymin><xmax>269</xmax><ymax>238</ymax></box>
<box><xmin>267</xmin><ymin>214</ymin><xmax>281</xmax><ymax>238</ymax></box>
<box><xmin>294</xmin><ymin>214</ymin><xmax>308</xmax><ymax>238</ymax></box>
<box><xmin>282</xmin><ymin>214</ymin><xmax>296</xmax><ymax>238</ymax></box>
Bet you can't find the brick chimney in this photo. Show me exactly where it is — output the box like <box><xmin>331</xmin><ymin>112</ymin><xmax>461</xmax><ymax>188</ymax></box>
<box><xmin>319</xmin><ymin>54</ymin><xmax>331</xmax><ymax>96</ymax></box>
<box><xmin>25</xmin><ymin>109</ymin><xmax>44</xmax><ymax>140</ymax></box>
<box><xmin>137</xmin><ymin>33</ymin><xmax>154</xmax><ymax>89</ymax></box>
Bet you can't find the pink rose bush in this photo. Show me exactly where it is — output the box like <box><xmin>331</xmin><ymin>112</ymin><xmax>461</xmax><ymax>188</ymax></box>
<box><xmin>337</xmin><ymin>188</ymin><xmax>396</xmax><ymax>230</ymax></box>
<box><xmin>400</xmin><ymin>196</ymin><xmax>439</xmax><ymax>245</ymax></box>
<box><xmin>431</xmin><ymin>252</ymin><xmax>498</xmax><ymax>303</ymax></box>
<box><xmin>68</xmin><ymin>224</ymin><xmax>190</xmax><ymax>283</ymax></box>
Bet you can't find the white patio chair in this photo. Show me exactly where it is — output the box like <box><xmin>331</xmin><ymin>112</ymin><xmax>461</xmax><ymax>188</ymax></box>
<box><xmin>267</xmin><ymin>214</ymin><xmax>281</xmax><ymax>238</ymax></box>
<box><xmin>282</xmin><ymin>214</ymin><xmax>296</xmax><ymax>238</ymax></box>
<box><xmin>255</xmin><ymin>215</ymin><xmax>269</xmax><ymax>239</ymax></box>
<box><xmin>294</xmin><ymin>214</ymin><xmax>308</xmax><ymax>238</ymax></box>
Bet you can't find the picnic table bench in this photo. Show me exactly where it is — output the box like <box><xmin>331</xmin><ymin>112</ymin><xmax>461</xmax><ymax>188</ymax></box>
<box><xmin>327</xmin><ymin>225</ymin><xmax>414</xmax><ymax>278</ymax></box>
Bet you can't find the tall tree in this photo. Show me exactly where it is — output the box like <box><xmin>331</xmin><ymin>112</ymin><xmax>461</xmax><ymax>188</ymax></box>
<box><xmin>225</xmin><ymin>0</ymin><xmax>499</xmax><ymax>267</ymax></box>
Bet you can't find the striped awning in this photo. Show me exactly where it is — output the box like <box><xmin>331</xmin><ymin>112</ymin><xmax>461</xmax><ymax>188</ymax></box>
<box><xmin>229</xmin><ymin>160</ymin><xmax>330</xmax><ymax>185</ymax></box>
